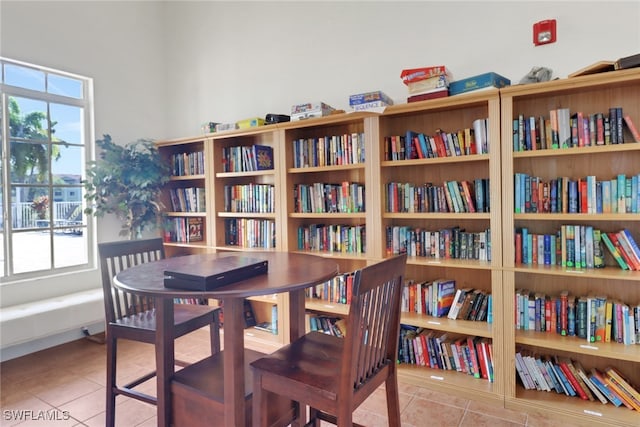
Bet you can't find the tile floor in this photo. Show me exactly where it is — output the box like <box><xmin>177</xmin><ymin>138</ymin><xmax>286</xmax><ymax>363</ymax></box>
<box><xmin>0</xmin><ymin>327</ymin><xmax>582</xmax><ymax>427</ymax></box>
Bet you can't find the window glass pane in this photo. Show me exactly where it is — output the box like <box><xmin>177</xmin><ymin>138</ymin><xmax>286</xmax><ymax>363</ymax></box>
<box><xmin>12</xmin><ymin>231</ymin><xmax>52</xmax><ymax>273</ymax></box>
<box><xmin>10</xmin><ymin>140</ymin><xmax>50</xmax><ymax>184</ymax></box>
<box><xmin>51</xmin><ymin>186</ymin><xmax>82</xmax><ymax>224</ymax></box>
<box><xmin>54</xmin><ymin>231</ymin><xmax>87</xmax><ymax>268</ymax></box>
<box><xmin>47</xmin><ymin>74</ymin><xmax>83</xmax><ymax>99</ymax></box>
<box><xmin>50</xmin><ymin>103</ymin><xmax>83</xmax><ymax>145</ymax></box>
<box><xmin>3</xmin><ymin>64</ymin><xmax>45</xmax><ymax>92</ymax></box>
<box><xmin>8</xmin><ymin>96</ymin><xmax>48</xmax><ymax>140</ymax></box>
<box><xmin>51</xmin><ymin>144</ymin><xmax>83</xmax><ymax>178</ymax></box>
<box><xmin>11</xmin><ymin>186</ymin><xmax>49</xmax><ymax>230</ymax></box>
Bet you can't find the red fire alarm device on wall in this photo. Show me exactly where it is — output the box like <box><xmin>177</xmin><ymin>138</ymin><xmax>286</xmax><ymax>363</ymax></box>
<box><xmin>533</xmin><ymin>19</ymin><xmax>557</xmax><ymax>46</ymax></box>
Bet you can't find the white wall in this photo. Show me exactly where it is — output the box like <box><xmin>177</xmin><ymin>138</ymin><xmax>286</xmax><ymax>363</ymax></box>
<box><xmin>0</xmin><ymin>0</ymin><xmax>638</xmax><ymax>358</ymax></box>
<box><xmin>162</xmin><ymin>1</ymin><xmax>640</xmax><ymax>138</ymax></box>
<box><xmin>0</xmin><ymin>0</ymin><xmax>168</xmax><ymax>359</ymax></box>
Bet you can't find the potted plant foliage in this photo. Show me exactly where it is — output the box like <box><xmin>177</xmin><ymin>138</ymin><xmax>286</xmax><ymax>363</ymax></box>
<box><xmin>84</xmin><ymin>134</ymin><xmax>171</xmax><ymax>239</ymax></box>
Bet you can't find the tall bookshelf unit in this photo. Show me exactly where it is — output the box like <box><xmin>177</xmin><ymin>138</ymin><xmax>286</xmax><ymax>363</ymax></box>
<box><xmin>372</xmin><ymin>91</ymin><xmax>504</xmax><ymax>404</ymax></box>
<box><xmin>280</xmin><ymin>114</ymin><xmax>375</xmax><ymax>323</ymax></box>
<box><xmin>157</xmin><ymin>135</ymin><xmax>213</xmax><ymax>258</ymax></box>
<box><xmin>156</xmin><ymin>68</ymin><xmax>640</xmax><ymax>424</ymax></box>
<box><xmin>500</xmin><ymin>69</ymin><xmax>640</xmax><ymax>426</ymax></box>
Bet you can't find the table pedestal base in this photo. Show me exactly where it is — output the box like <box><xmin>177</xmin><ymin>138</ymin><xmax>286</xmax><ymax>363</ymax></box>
<box><xmin>171</xmin><ymin>349</ymin><xmax>294</xmax><ymax>426</ymax></box>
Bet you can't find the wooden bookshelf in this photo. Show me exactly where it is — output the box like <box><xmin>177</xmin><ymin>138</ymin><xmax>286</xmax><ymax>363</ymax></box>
<box><xmin>371</xmin><ymin>90</ymin><xmax>504</xmax><ymax>404</ymax></box>
<box><xmin>500</xmin><ymin>68</ymin><xmax>640</xmax><ymax>426</ymax></box>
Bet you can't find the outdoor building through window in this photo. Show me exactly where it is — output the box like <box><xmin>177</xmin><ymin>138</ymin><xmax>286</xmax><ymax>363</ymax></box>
<box><xmin>0</xmin><ymin>58</ymin><xmax>94</xmax><ymax>280</ymax></box>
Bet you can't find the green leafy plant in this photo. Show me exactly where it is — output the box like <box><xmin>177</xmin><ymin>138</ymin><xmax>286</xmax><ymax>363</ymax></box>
<box><xmin>84</xmin><ymin>134</ymin><xmax>171</xmax><ymax>239</ymax></box>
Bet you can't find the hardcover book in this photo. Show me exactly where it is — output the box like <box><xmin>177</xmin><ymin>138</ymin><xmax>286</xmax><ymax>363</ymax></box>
<box><xmin>164</xmin><ymin>255</ymin><xmax>268</xmax><ymax>291</ymax></box>
<box><xmin>187</xmin><ymin>217</ymin><xmax>204</xmax><ymax>242</ymax></box>
<box><xmin>252</xmin><ymin>144</ymin><xmax>274</xmax><ymax>170</ymax></box>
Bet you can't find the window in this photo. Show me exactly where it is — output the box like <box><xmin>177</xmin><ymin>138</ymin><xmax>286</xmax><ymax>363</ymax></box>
<box><xmin>0</xmin><ymin>58</ymin><xmax>94</xmax><ymax>280</ymax></box>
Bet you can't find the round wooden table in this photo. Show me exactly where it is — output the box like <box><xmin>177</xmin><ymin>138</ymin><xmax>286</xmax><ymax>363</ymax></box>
<box><xmin>114</xmin><ymin>251</ymin><xmax>338</xmax><ymax>427</ymax></box>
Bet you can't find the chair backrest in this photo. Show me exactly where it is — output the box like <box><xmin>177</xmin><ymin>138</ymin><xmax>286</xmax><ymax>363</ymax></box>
<box><xmin>98</xmin><ymin>238</ymin><xmax>166</xmax><ymax>324</ymax></box>
<box><xmin>342</xmin><ymin>254</ymin><xmax>407</xmax><ymax>395</ymax></box>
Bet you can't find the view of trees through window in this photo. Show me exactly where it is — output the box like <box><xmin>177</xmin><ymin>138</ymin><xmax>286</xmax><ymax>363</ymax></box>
<box><xmin>0</xmin><ymin>58</ymin><xmax>94</xmax><ymax>279</ymax></box>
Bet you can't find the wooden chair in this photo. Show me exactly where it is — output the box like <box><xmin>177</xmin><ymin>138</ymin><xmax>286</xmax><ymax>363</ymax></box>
<box><xmin>98</xmin><ymin>238</ymin><xmax>221</xmax><ymax>427</ymax></box>
<box><xmin>250</xmin><ymin>254</ymin><xmax>407</xmax><ymax>427</ymax></box>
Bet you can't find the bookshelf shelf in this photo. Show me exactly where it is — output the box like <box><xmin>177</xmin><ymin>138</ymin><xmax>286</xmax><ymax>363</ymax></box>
<box><xmin>169</xmin><ymin>174</ymin><xmax>206</xmax><ymax>181</ymax></box>
<box><xmin>407</xmin><ymin>256</ymin><xmax>494</xmax><ymax>270</ymax></box>
<box><xmin>398</xmin><ymin>364</ymin><xmax>498</xmax><ymax>405</ymax></box>
<box><xmin>512</xmin><ymin>387</ymin><xmax>639</xmax><ymax>427</ymax></box>
<box><xmin>515</xmin><ymin>213</ymin><xmax>640</xmax><ymax>221</ymax></box>
<box><xmin>383</xmin><ymin>212</ymin><xmax>491</xmax><ymax>220</ymax></box>
<box><xmin>516</xmin><ymin>330</ymin><xmax>640</xmax><ymax>362</ymax></box>
<box><xmin>400</xmin><ymin>312</ymin><xmax>493</xmax><ymax>338</ymax></box>
<box><xmin>510</xmin><ymin>264</ymin><xmax>640</xmax><ymax>281</ymax></box>
<box><xmin>215</xmin><ymin>169</ymin><xmax>275</xmax><ymax>178</ymax></box>
<box><xmin>380</xmin><ymin>153</ymin><xmax>489</xmax><ymax>167</ymax></box>
<box><xmin>164</xmin><ymin>211</ymin><xmax>206</xmax><ymax>217</ymax></box>
<box><xmin>288</xmin><ymin>163</ymin><xmax>365</xmax><ymax>173</ymax></box>
<box><xmin>216</xmin><ymin>212</ymin><xmax>276</xmax><ymax>219</ymax></box>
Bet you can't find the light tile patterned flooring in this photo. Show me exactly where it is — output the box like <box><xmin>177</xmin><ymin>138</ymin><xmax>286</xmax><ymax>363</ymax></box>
<box><xmin>0</xmin><ymin>327</ymin><xmax>583</xmax><ymax>427</ymax></box>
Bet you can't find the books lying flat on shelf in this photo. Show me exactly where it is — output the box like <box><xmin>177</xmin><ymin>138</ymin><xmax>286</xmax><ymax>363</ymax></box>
<box><xmin>164</xmin><ymin>255</ymin><xmax>268</xmax><ymax>291</ymax></box>
<box><xmin>449</xmin><ymin>72</ymin><xmax>510</xmax><ymax>96</ymax></box>
<box><xmin>349</xmin><ymin>90</ymin><xmax>393</xmax><ymax>106</ymax></box>
<box><xmin>290</xmin><ymin>101</ymin><xmax>335</xmax><ymax>121</ymax></box>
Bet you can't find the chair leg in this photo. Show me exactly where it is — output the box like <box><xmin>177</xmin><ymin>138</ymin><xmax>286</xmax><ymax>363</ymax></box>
<box><xmin>384</xmin><ymin>375</ymin><xmax>402</xmax><ymax>427</ymax></box>
<box><xmin>105</xmin><ymin>336</ymin><xmax>117</xmax><ymax>427</ymax></box>
<box><xmin>252</xmin><ymin>372</ymin><xmax>267</xmax><ymax>427</ymax></box>
<box><xmin>210</xmin><ymin>313</ymin><xmax>221</xmax><ymax>355</ymax></box>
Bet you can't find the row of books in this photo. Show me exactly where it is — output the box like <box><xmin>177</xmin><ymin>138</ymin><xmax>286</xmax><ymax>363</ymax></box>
<box><xmin>221</xmin><ymin>144</ymin><xmax>274</xmax><ymax>172</ymax></box>
<box><xmin>512</xmin><ymin>107</ymin><xmax>640</xmax><ymax>152</ymax></box>
<box><xmin>293</xmin><ymin>182</ymin><xmax>365</xmax><ymax>214</ymax></box>
<box><xmin>308</xmin><ymin>315</ymin><xmax>346</xmax><ymax>338</ymax></box>
<box><xmin>223</xmin><ymin>218</ymin><xmax>275</xmax><ymax>249</ymax></box>
<box><xmin>515</xmin><ymin>289</ymin><xmax>640</xmax><ymax>345</ymax></box>
<box><xmin>402</xmin><ymin>279</ymin><xmax>456</xmax><ymax>318</ymax></box>
<box><xmin>291</xmin><ymin>133</ymin><xmax>365</xmax><ymax>168</ymax></box>
<box><xmin>514</xmin><ymin>226</ymin><xmax>640</xmax><ymax>270</ymax></box>
<box><xmin>386</xmin><ymin>226</ymin><xmax>492</xmax><ymax>262</ymax></box>
<box><xmin>398</xmin><ymin>326</ymin><xmax>494</xmax><ymax>383</ymax></box>
<box><xmin>164</xmin><ymin>217</ymin><xmax>203</xmax><ymax>243</ymax></box>
<box><xmin>402</xmin><ymin>280</ymin><xmax>492</xmax><ymax>323</ymax></box>
<box><xmin>384</xmin><ymin>119</ymin><xmax>489</xmax><ymax>161</ymax></box>
<box><xmin>168</xmin><ymin>187</ymin><xmax>206</xmax><ymax>213</ymax></box>
<box><xmin>306</xmin><ymin>271</ymin><xmax>355</xmax><ymax>305</ymax></box>
<box><xmin>297</xmin><ymin>223</ymin><xmax>366</xmax><ymax>254</ymax></box>
<box><xmin>515</xmin><ymin>351</ymin><xmax>640</xmax><ymax>410</ymax></box>
<box><xmin>514</xmin><ymin>173</ymin><xmax>640</xmax><ymax>214</ymax></box>
<box><xmin>223</xmin><ymin>183</ymin><xmax>275</xmax><ymax>214</ymax></box>
<box><xmin>171</xmin><ymin>150</ymin><xmax>205</xmax><ymax>176</ymax></box>
<box><xmin>448</xmin><ymin>288</ymin><xmax>492</xmax><ymax>323</ymax></box>
<box><xmin>386</xmin><ymin>178</ymin><xmax>490</xmax><ymax>214</ymax></box>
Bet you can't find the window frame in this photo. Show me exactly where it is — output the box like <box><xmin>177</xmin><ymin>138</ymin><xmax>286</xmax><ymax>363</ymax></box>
<box><xmin>0</xmin><ymin>57</ymin><xmax>96</xmax><ymax>282</ymax></box>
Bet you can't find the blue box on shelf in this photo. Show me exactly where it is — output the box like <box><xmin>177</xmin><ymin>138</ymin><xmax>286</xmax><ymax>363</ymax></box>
<box><xmin>449</xmin><ymin>72</ymin><xmax>510</xmax><ymax>96</ymax></box>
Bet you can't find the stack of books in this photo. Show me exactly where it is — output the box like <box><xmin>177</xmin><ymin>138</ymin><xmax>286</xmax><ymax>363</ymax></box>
<box><xmin>400</xmin><ymin>65</ymin><xmax>451</xmax><ymax>103</ymax></box>
<box><xmin>348</xmin><ymin>90</ymin><xmax>393</xmax><ymax>112</ymax></box>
